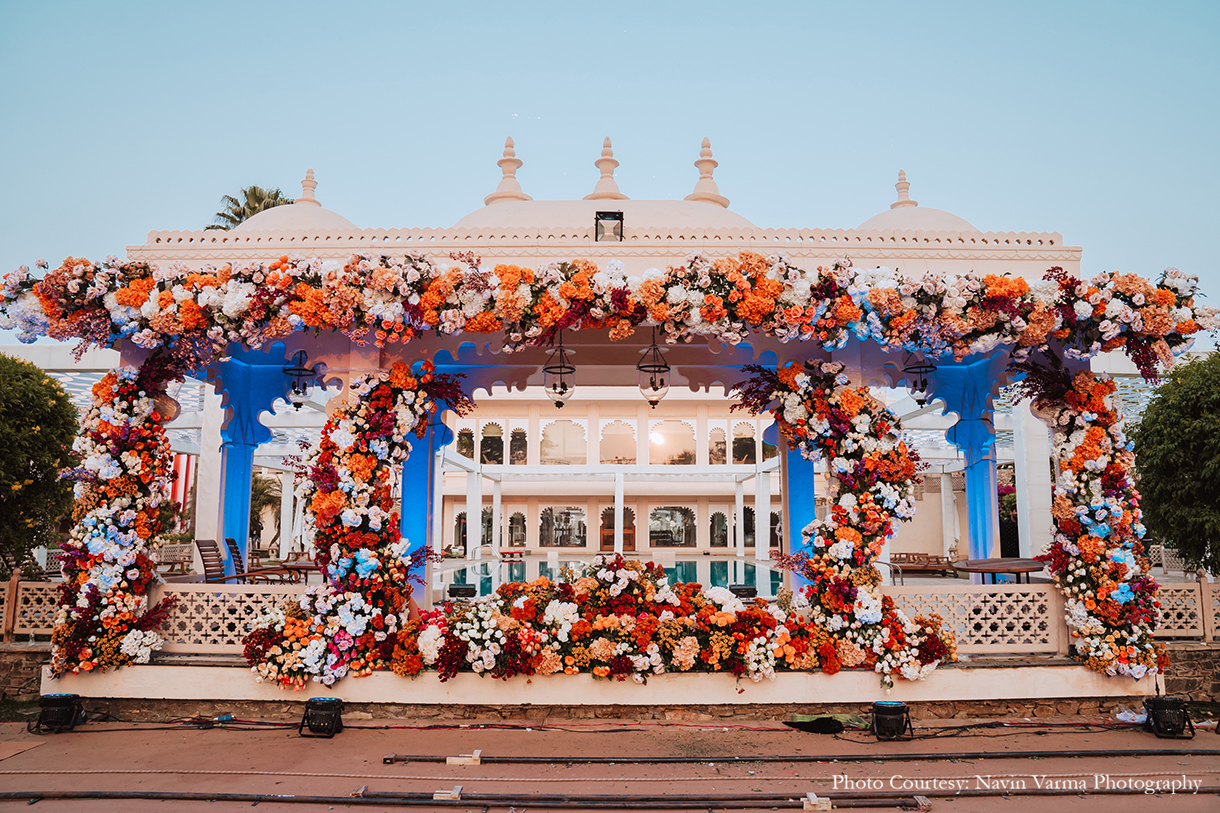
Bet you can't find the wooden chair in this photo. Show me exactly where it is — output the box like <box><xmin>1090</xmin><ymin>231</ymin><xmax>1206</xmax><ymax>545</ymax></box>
<box><xmin>197</xmin><ymin>538</ymin><xmax>299</xmax><ymax>584</ymax></box>
<box><xmin>196</xmin><ymin>539</ymin><xmax>227</xmax><ymax>582</ymax></box>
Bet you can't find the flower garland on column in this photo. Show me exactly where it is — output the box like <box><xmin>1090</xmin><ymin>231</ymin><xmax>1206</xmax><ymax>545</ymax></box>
<box><xmin>733</xmin><ymin>361</ymin><xmax>955</xmax><ymax>686</ymax></box>
<box><xmin>243</xmin><ymin>361</ymin><xmax>472</xmax><ymax>688</ymax></box>
<box><xmin>1013</xmin><ymin>358</ymin><xmax>1165</xmax><ymax>678</ymax></box>
<box><xmin>50</xmin><ymin>359</ymin><xmax>180</xmax><ymax>675</ymax></box>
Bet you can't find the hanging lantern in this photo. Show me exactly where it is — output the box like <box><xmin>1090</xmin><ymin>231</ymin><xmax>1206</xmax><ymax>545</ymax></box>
<box><xmin>636</xmin><ymin>328</ymin><xmax>671</xmax><ymax>409</ymax></box>
<box><xmin>282</xmin><ymin>350</ymin><xmax>317</xmax><ymax>411</ymax></box>
<box><xmin>152</xmin><ymin>392</ymin><xmax>181</xmax><ymax>422</ymax></box>
<box><xmin>543</xmin><ymin>334</ymin><xmax>576</xmax><ymax>408</ymax></box>
<box><xmin>902</xmin><ymin>351</ymin><xmax>936</xmax><ymax>407</ymax></box>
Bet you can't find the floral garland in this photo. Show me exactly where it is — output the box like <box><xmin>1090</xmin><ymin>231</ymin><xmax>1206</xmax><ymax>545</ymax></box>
<box><xmin>50</xmin><ymin>365</ymin><xmax>178</xmax><ymax>675</ymax></box>
<box><xmin>2</xmin><ymin>253</ymin><xmax>1211</xmax><ymax>379</ymax></box>
<box><xmin>1033</xmin><ymin>371</ymin><xmax>1165</xmax><ymax>678</ymax></box>
<box><xmin>733</xmin><ymin>361</ymin><xmax>953</xmax><ymax>686</ymax></box>
<box><xmin>385</xmin><ymin>554</ymin><xmax>952</xmax><ymax>685</ymax></box>
<box><xmin>244</xmin><ymin>361</ymin><xmax>471</xmax><ymax>688</ymax></box>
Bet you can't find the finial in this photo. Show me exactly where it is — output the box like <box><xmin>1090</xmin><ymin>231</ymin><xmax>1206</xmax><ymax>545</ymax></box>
<box><xmin>484</xmin><ymin>137</ymin><xmax>533</xmax><ymax>205</ymax></box>
<box><xmin>891</xmin><ymin>169</ymin><xmax>917</xmax><ymax>209</ymax></box>
<box><xmin>684</xmin><ymin>136</ymin><xmax>729</xmax><ymax>208</ymax></box>
<box><xmin>298</xmin><ymin>169</ymin><xmax>321</xmax><ymax>207</ymax></box>
<box><xmin>583</xmin><ymin>136</ymin><xmax>628</xmax><ymax>200</ymax></box>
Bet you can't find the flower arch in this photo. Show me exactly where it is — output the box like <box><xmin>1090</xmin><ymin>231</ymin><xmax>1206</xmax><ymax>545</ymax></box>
<box><xmin>734</xmin><ymin>360</ymin><xmax>953</xmax><ymax>684</ymax></box>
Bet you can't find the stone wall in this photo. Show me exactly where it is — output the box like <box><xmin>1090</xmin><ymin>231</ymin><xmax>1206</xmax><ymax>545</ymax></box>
<box><xmin>1164</xmin><ymin>643</ymin><xmax>1220</xmax><ymax>702</ymax></box>
<box><xmin>0</xmin><ymin>643</ymin><xmax>50</xmax><ymax>702</ymax></box>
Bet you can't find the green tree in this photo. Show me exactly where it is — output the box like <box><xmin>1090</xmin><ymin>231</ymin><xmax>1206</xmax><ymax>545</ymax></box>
<box><xmin>1132</xmin><ymin>352</ymin><xmax>1220</xmax><ymax>574</ymax></box>
<box><xmin>249</xmin><ymin>473</ymin><xmax>282</xmax><ymax>553</ymax></box>
<box><xmin>205</xmin><ymin>185</ymin><xmax>293</xmax><ymax>231</ymax></box>
<box><xmin>0</xmin><ymin>355</ymin><xmax>79</xmax><ymax>576</ymax></box>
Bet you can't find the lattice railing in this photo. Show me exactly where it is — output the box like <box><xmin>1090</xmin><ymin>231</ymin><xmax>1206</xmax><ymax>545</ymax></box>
<box><xmin>12</xmin><ymin>582</ymin><xmax>60</xmax><ymax>637</ymax></box>
<box><xmin>152</xmin><ymin>583</ymin><xmax>309</xmax><ymax>653</ymax></box>
<box><xmin>1154</xmin><ymin>583</ymin><xmax>1207</xmax><ymax>639</ymax></box>
<box><xmin>887</xmin><ymin>584</ymin><xmax>1066</xmax><ymax>655</ymax></box>
<box><xmin>1208</xmin><ymin>584</ymin><xmax>1220</xmax><ymax>642</ymax></box>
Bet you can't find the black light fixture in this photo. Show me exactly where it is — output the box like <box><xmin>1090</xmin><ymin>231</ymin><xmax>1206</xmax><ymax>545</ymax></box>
<box><xmin>729</xmin><ymin>584</ymin><xmax>757</xmax><ymax>599</ymax></box>
<box><xmin>871</xmin><ymin>700</ymin><xmax>914</xmax><ymax>741</ymax></box>
<box><xmin>282</xmin><ymin>350</ymin><xmax>317</xmax><ymax>411</ymax></box>
<box><xmin>636</xmin><ymin>328</ymin><xmax>671</xmax><ymax>409</ymax></box>
<box><xmin>447</xmin><ymin>583</ymin><xmax>478</xmax><ymax>600</ymax></box>
<box><xmin>32</xmin><ymin>694</ymin><xmax>84</xmax><ymax>733</ymax></box>
<box><xmin>902</xmin><ymin>351</ymin><xmax>936</xmax><ymax>407</ymax></box>
<box><xmin>543</xmin><ymin>333</ymin><xmax>576</xmax><ymax>409</ymax></box>
<box><xmin>299</xmin><ymin>697</ymin><xmax>344</xmax><ymax>738</ymax></box>
<box><xmin>594</xmin><ymin>210</ymin><xmax>624</xmax><ymax>242</ymax></box>
<box><xmin>1143</xmin><ymin>696</ymin><xmax>1195</xmax><ymax>739</ymax></box>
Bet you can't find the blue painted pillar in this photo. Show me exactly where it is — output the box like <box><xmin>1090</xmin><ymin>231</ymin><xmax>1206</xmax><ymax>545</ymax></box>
<box><xmin>215</xmin><ymin>349</ymin><xmax>291</xmax><ymax>576</ymax></box>
<box><xmin>934</xmin><ymin>354</ymin><xmax>1007</xmax><ymax>567</ymax></box>
<box><xmin>400</xmin><ymin>418</ymin><xmax>453</xmax><ymax>560</ymax></box>
<box><xmin>781</xmin><ymin>441</ymin><xmax>817</xmax><ymax>592</ymax></box>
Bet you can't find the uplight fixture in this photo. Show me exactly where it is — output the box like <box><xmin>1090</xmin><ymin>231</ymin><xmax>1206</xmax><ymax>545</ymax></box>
<box><xmin>1143</xmin><ymin>696</ymin><xmax>1195</xmax><ymax>739</ymax></box>
<box><xmin>637</xmin><ymin>328</ymin><xmax>671</xmax><ymax>409</ymax></box>
<box><xmin>543</xmin><ymin>334</ymin><xmax>576</xmax><ymax>409</ymax></box>
<box><xmin>871</xmin><ymin>700</ymin><xmax>914</xmax><ymax>741</ymax></box>
<box><xmin>32</xmin><ymin>693</ymin><xmax>85</xmax><ymax>734</ymax></box>
<box><xmin>299</xmin><ymin>697</ymin><xmax>344</xmax><ymax>738</ymax></box>
<box><xmin>282</xmin><ymin>350</ymin><xmax>317</xmax><ymax>411</ymax></box>
<box><xmin>902</xmin><ymin>351</ymin><xmax>936</xmax><ymax>407</ymax></box>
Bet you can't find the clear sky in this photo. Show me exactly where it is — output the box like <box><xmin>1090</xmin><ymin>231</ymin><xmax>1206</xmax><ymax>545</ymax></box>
<box><xmin>1</xmin><ymin>1</ymin><xmax>1216</xmax><ymax>345</ymax></box>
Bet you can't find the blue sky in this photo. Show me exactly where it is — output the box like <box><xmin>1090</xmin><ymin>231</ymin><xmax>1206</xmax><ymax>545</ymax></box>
<box><xmin>1</xmin><ymin>1</ymin><xmax>1216</xmax><ymax>345</ymax></box>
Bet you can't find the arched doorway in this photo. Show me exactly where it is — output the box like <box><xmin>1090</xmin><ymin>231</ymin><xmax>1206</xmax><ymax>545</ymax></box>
<box><xmin>599</xmin><ymin>506</ymin><xmax>636</xmax><ymax>551</ymax></box>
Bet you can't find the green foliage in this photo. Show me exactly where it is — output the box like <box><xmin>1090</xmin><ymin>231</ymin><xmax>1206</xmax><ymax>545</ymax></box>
<box><xmin>205</xmin><ymin>185</ymin><xmax>293</xmax><ymax>231</ymax></box>
<box><xmin>0</xmin><ymin>354</ymin><xmax>79</xmax><ymax>576</ymax></box>
<box><xmin>249</xmin><ymin>472</ymin><xmax>282</xmax><ymax>547</ymax></box>
<box><xmin>1132</xmin><ymin>353</ymin><xmax>1220</xmax><ymax>573</ymax></box>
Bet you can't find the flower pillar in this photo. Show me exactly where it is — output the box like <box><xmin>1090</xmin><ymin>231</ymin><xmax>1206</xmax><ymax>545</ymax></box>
<box><xmin>213</xmin><ymin>349</ymin><xmax>292</xmax><ymax>575</ymax></box>
<box><xmin>933</xmin><ymin>354</ymin><xmax>1008</xmax><ymax>568</ymax></box>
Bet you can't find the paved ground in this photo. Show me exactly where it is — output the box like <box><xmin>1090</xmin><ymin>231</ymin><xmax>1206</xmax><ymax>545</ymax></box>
<box><xmin>0</xmin><ymin>711</ymin><xmax>1216</xmax><ymax>812</ymax></box>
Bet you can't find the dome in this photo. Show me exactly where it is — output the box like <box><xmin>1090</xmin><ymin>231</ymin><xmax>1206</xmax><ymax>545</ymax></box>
<box><xmin>234</xmin><ymin>170</ymin><xmax>356</xmax><ymax>232</ymax></box>
<box><xmin>857</xmin><ymin>171</ymin><xmax>978</xmax><ymax>232</ymax></box>
<box><xmin>454</xmin><ymin>198</ymin><xmax>756</xmax><ymax>231</ymax></box>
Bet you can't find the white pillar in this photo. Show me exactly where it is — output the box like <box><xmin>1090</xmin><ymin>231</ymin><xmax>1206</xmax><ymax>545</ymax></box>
<box><xmin>277</xmin><ymin>469</ymin><xmax>294</xmax><ymax>558</ymax></box>
<box><xmin>614</xmin><ymin>472</ymin><xmax>625</xmax><ymax>554</ymax></box>
<box><xmin>734</xmin><ymin>479</ymin><xmax>746</xmax><ymax>558</ymax></box>
<box><xmin>754</xmin><ymin>470</ymin><xmax>770</xmax><ymax>561</ymax></box>
<box><xmin>465</xmin><ymin>471</ymin><xmax>481</xmax><ymax>560</ymax></box>
<box><xmin>940</xmin><ymin>472</ymin><xmax>957</xmax><ymax>558</ymax></box>
<box><xmin>491</xmin><ymin>479</ymin><xmax>502</xmax><ymax>554</ymax></box>
<box><xmin>194</xmin><ymin>388</ymin><xmax>224</xmax><ymax>541</ymax></box>
<box><xmin>1013</xmin><ymin>399</ymin><xmax>1053</xmax><ymax>558</ymax></box>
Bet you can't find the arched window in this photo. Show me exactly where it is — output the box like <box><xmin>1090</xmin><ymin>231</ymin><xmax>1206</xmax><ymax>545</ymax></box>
<box><xmin>743</xmin><ymin>506</ymin><xmax>756</xmax><ymax>547</ymax></box>
<box><xmin>732</xmin><ymin>423</ymin><xmax>756</xmax><ymax>465</ymax></box>
<box><xmin>709</xmin><ymin>511</ymin><xmax>729</xmax><ymax>547</ymax></box>
<box><xmin>509</xmin><ymin>429</ymin><xmax>527</xmax><ymax>465</ymax></box>
<box><xmin>600</xmin><ymin>421</ymin><xmax>636</xmax><ymax>464</ymax></box>
<box><xmin>770</xmin><ymin>511</ymin><xmax>782</xmax><ymax>549</ymax></box>
<box><xmin>451</xmin><ymin>511</ymin><xmax>467</xmax><ymax>556</ymax></box>
<box><xmin>480</xmin><ymin>424</ymin><xmax>504</xmax><ymax>464</ymax></box>
<box><xmin>480</xmin><ymin>507</ymin><xmax>494</xmax><ymax>547</ymax></box>
<box><xmin>456</xmin><ymin>429</ymin><xmax>475</xmax><ymax>459</ymax></box>
<box><xmin>508</xmin><ymin>511</ymin><xmax>526</xmax><ymax>547</ymax></box>
<box><xmin>709</xmin><ymin>427</ymin><xmax>727</xmax><ymax>465</ymax></box>
<box><xmin>649</xmin><ymin>420</ymin><xmax>696</xmax><ymax>465</ymax></box>
<box><xmin>539</xmin><ymin>506</ymin><xmax>587</xmax><ymax>547</ymax></box>
<box><xmin>541</xmin><ymin>420</ymin><xmax>586</xmax><ymax>465</ymax></box>
<box><xmin>762</xmin><ymin>438</ymin><xmax>778</xmax><ymax>462</ymax></box>
<box><xmin>649</xmin><ymin>506</ymin><xmax>696</xmax><ymax>547</ymax></box>
<box><xmin>599</xmin><ymin>506</ymin><xmax>636</xmax><ymax>551</ymax></box>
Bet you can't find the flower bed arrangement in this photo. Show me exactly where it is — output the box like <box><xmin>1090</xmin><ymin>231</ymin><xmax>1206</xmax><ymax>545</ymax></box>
<box><xmin>244</xmin><ymin>362</ymin><xmax>472</xmax><ymax>688</ymax></box>
<box><xmin>733</xmin><ymin>360</ymin><xmax>952</xmax><ymax>685</ymax></box>
<box><xmin>50</xmin><ymin>363</ymin><xmax>179</xmax><ymax>675</ymax></box>
<box><xmin>1</xmin><ymin>253</ymin><xmax>1210</xmax><ymax>380</ymax></box>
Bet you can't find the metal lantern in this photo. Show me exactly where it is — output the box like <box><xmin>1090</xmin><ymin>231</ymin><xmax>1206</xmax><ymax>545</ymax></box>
<box><xmin>282</xmin><ymin>350</ymin><xmax>316</xmax><ymax>411</ymax></box>
<box><xmin>543</xmin><ymin>334</ymin><xmax>576</xmax><ymax>408</ymax></box>
<box><xmin>636</xmin><ymin>328</ymin><xmax>671</xmax><ymax>409</ymax></box>
<box><xmin>902</xmin><ymin>351</ymin><xmax>937</xmax><ymax>407</ymax></box>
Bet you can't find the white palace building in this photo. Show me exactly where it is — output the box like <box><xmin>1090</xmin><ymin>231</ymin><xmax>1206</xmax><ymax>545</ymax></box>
<box><xmin>7</xmin><ymin>138</ymin><xmax>1157</xmax><ymax>602</ymax></box>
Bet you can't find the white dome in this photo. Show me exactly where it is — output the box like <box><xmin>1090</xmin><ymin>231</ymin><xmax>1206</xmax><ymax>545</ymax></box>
<box><xmin>454</xmin><ymin>198</ymin><xmax>756</xmax><ymax>231</ymax></box>
<box><xmin>858</xmin><ymin>205</ymin><xmax>978</xmax><ymax>232</ymax></box>
<box><xmin>233</xmin><ymin>169</ymin><xmax>356</xmax><ymax>232</ymax></box>
<box><xmin>858</xmin><ymin>171</ymin><xmax>978</xmax><ymax>232</ymax></box>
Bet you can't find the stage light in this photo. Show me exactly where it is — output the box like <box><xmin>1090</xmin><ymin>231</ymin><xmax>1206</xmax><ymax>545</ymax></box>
<box><xmin>871</xmin><ymin>700</ymin><xmax>913</xmax><ymax>741</ymax></box>
<box><xmin>729</xmin><ymin>584</ymin><xmax>757</xmax><ymax>599</ymax></box>
<box><xmin>447</xmin><ymin>583</ymin><xmax>478</xmax><ymax>600</ymax></box>
<box><xmin>32</xmin><ymin>694</ymin><xmax>84</xmax><ymax>733</ymax></box>
<box><xmin>299</xmin><ymin>697</ymin><xmax>344</xmax><ymax>738</ymax></box>
<box><xmin>594</xmin><ymin>210</ymin><xmax>624</xmax><ymax>242</ymax></box>
<box><xmin>1144</xmin><ymin>696</ymin><xmax>1194</xmax><ymax>739</ymax></box>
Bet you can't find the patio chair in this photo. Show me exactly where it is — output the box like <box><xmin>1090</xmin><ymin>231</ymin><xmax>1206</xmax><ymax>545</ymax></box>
<box><xmin>197</xmin><ymin>538</ymin><xmax>298</xmax><ymax>584</ymax></box>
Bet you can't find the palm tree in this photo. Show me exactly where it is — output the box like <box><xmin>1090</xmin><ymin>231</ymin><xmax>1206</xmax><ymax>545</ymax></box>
<box><xmin>248</xmin><ymin>473</ymin><xmax>283</xmax><ymax>556</ymax></box>
<box><xmin>205</xmin><ymin>185</ymin><xmax>294</xmax><ymax>230</ymax></box>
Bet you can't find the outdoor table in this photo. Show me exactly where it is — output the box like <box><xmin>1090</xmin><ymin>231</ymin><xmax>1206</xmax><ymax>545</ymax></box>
<box><xmin>281</xmin><ymin>562</ymin><xmax>321</xmax><ymax>583</ymax></box>
<box><xmin>952</xmin><ymin>557</ymin><xmax>1045</xmax><ymax>584</ymax></box>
